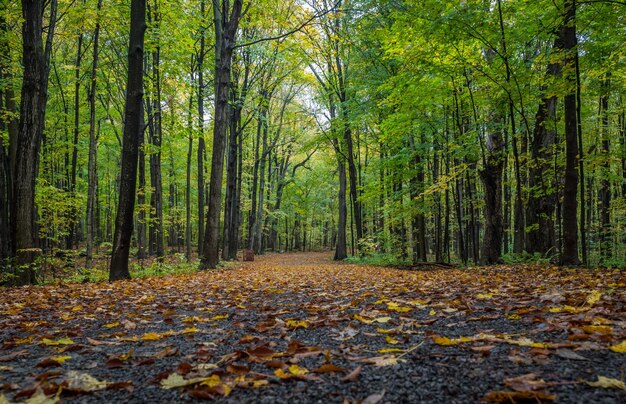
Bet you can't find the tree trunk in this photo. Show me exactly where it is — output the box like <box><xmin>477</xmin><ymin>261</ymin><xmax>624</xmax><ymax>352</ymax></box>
<box><xmin>12</xmin><ymin>0</ymin><xmax>57</xmax><ymax>285</ymax></box>
<box><xmin>109</xmin><ymin>0</ymin><xmax>146</xmax><ymax>281</ymax></box>
<box><xmin>86</xmin><ymin>0</ymin><xmax>103</xmax><ymax>269</ymax></box>
<box><xmin>599</xmin><ymin>74</ymin><xmax>611</xmax><ymax>258</ymax></box>
<box><xmin>560</xmin><ymin>0</ymin><xmax>580</xmax><ymax>266</ymax></box>
<box><xmin>526</xmin><ymin>45</ymin><xmax>559</xmax><ymax>255</ymax></box>
<box><xmin>196</xmin><ymin>0</ymin><xmax>206</xmax><ymax>256</ymax></box>
<box><xmin>200</xmin><ymin>0</ymin><xmax>243</xmax><ymax>269</ymax></box>
<box><xmin>480</xmin><ymin>111</ymin><xmax>504</xmax><ymax>264</ymax></box>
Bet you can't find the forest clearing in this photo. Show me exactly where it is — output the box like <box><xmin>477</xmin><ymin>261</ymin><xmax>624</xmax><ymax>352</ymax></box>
<box><xmin>2</xmin><ymin>0</ymin><xmax>626</xmax><ymax>401</ymax></box>
<box><xmin>1</xmin><ymin>252</ymin><xmax>625</xmax><ymax>402</ymax></box>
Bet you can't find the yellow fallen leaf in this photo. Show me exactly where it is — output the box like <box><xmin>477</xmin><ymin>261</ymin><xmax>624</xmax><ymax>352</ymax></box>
<box><xmin>354</xmin><ymin>314</ymin><xmax>373</xmax><ymax>324</ymax></box>
<box><xmin>582</xmin><ymin>325</ymin><xmax>612</xmax><ymax>335</ymax></box>
<box><xmin>387</xmin><ymin>302</ymin><xmax>411</xmax><ymax>313</ymax></box>
<box><xmin>210</xmin><ymin>314</ymin><xmax>229</xmax><ymax>321</ymax></box>
<box><xmin>288</xmin><ymin>365</ymin><xmax>309</xmax><ymax>376</ymax></box>
<box><xmin>609</xmin><ymin>341</ymin><xmax>626</xmax><ymax>353</ymax></box>
<box><xmin>252</xmin><ymin>380</ymin><xmax>269</xmax><ymax>388</ymax></box>
<box><xmin>41</xmin><ymin>337</ymin><xmax>74</xmax><ymax>346</ymax></box>
<box><xmin>378</xmin><ymin>348</ymin><xmax>405</xmax><ymax>354</ymax></box>
<box><xmin>201</xmin><ymin>375</ymin><xmax>222</xmax><ymax>388</ymax></box>
<box><xmin>432</xmin><ymin>336</ymin><xmax>472</xmax><ymax>346</ymax></box>
<box><xmin>429</xmin><ymin>309</ymin><xmax>436</xmax><ymax>316</ymax></box>
<box><xmin>373</xmin><ymin>317</ymin><xmax>392</xmax><ymax>323</ymax></box>
<box><xmin>505</xmin><ymin>314</ymin><xmax>521</xmax><ymax>320</ymax></box>
<box><xmin>103</xmin><ymin>322</ymin><xmax>120</xmax><ymax>329</ymax></box>
<box><xmin>182</xmin><ymin>327</ymin><xmax>199</xmax><ymax>334</ymax></box>
<box><xmin>0</xmin><ymin>366</ymin><xmax>13</xmax><ymax>371</ymax></box>
<box><xmin>586</xmin><ymin>376</ymin><xmax>625</xmax><ymax>390</ymax></box>
<box><xmin>476</xmin><ymin>293</ymin><xmax>493</xmax><ymax>299</ymax></box>
<box><xmin>140</xmin><ymin>332</ymin><xmax>163</xmax><ymax>341</ymax></box>
<box><xmin>50</xmin><ymin>355</ymin><xmax>72</xmax><ymax>364</ymax></box>
<box><xmin>376</xmin><ymin>327</ymin><xmax>394</xmax><ymax>334</ymax></box>
<box><xmin>286</xmin><ymin>319</ymin><xmax>309</xmax><ymax>329</ymax></box>
<box><xmin>161</xmin><ymin>373</ymin><xmax>206</xmax><ymax>389</ymax></box>
<box><xmin>385</xmin><ymin>336</ymin><xmax>400</xmax><ymax>345</ymax></box>
<box><xmin>585</xmin><ymin>290</ymin><xmax>602</xmax><ymax>306</ymax></box>
<box><xmin>408</xmin><ymin>299</ymin><xmax>428</xmax><ymax>306</ymax></box>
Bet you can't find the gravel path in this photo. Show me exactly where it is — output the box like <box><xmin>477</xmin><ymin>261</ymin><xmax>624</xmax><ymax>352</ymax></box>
<box><xmin>1</xmin><ymin>252</ymin><xmax>625</xmax><ymax>403</ymax></box>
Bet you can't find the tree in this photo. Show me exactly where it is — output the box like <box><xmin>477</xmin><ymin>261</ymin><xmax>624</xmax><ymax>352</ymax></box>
<box><xmin>560</xmin><ymin>0</ymin><xmax>580</xmax><ymax>266</ymax></box>
<box><xmin>109</xmin><ymin>0</ymin><xmax>147</xmax><ymax>281</ymax></box>
<box><xmin>200</xmin><ymin>0</ymin><xmax>244</xmax><ymax>269</ymax></box>
<box><xmin>11</xmin><ymin>0</ymin><xmax>57</xmax><ymax>285</ymax></box>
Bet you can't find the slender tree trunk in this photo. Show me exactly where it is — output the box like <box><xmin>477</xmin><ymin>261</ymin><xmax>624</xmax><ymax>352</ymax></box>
<box><xmin>599</xmin><ymin>74</ymin><xmax>611</xmax><ymax>258</ymax></box>
<box><xmin>201</xmin><ymin>0</ymin><xmax>243</xmax><ymax>269</ymax></box>
<box><xmin>86</xmin><ymin>0</ymin><xmax>103</xmax><ymax>269</ymax></box>
<box><xmin>196</xmin><ymin>0</ymin><xmax>206</xmax><ymax>256</ymax></box>
<box><xmin>560</xmin><ymin>0</ymin><xmax>580</xmax><ymax>266</ymax></box>
<box><xmin>334</xmin><ymin>146</ymin><xmax>347</xmax><ymax>260</ymax></box>
<box><xmin>185</xmin><ymin>85</ymin><xmax>193</xmax><ymax>261</ymax></box>
<box><xmin>68</xmin><ymin>33</ymin><xmax>83</xmax><ymax>250</ymax></box>
<box><xmin>109</xmin><ymin>0</ymin><xmax>147</xmax><ymax>281</ymax></box>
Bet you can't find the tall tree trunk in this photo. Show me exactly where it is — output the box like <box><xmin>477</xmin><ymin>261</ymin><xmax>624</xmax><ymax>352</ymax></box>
<box><xmin>68</xmin><ymin>33</ymin><xmax>83</xmax><ymax>250</ymax></box>
<box><xmin>560</xmin><ymin>0</ymin><xmax>580</xmax><ymax>266</ymax></box>
<box><xmin>185</xmin><ymin>84</ymin><xmax>193</xmax><ymax>261</ymax></box>
<box><xmin>526</xmin><ymin>41</ymin><xmax>559</xmax><ymax>255</ymax></box>
<box><xmin>86</xmin><ymin>0</ymin><xmax>103</xmax><ymax>269</ymax></box>
<box><xmin>334</xmin><ymin>145</ymin><xmax>347</xmax><ymax>260</ymax></box>
<box><xmin>480</xmin><ymin>111</ymin><xmax>504</xmax><ymax>264</ymax></box>
<box><xmin>599</xmin><ymin>74</ymin><xmax>611</xmax><ymax>258</ymax></box>
<box><xmin>109</xmin><ymin>0</ymin><xmax>147</xmax><ymax>281</ymax></box>
<box><xmin>12</xmin><ymin>0</ymin><xmax>57</xmax><ymax>285</ymax></box>
<box><xmin>148</xmin><ymin>0</ymin><xmax>164</xmax><ymax>260</ymax></box>
<box><xmin>196</xmin><ymin>0</ymin><xmax>206</xmax><ymax>256</ymax></box>
<box><xmin>200</xmin><ymin>0</ymin><xmax>243</xmax><ymax>269</ymax></box>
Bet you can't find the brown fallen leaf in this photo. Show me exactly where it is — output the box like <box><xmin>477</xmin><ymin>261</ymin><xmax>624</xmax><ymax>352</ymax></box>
<box><xmin>504</xmin><ymin>373</ymin><xmax>549</xmax><ymax>392</ymax></box>
<box><xmin>483</xmin><ymin>390</ymin><xmax>556</xmax><ymax>403</ymax></box>
<box><xmin>0</xmin><ymin>350</ymin><xmax>29</xmax><ymax>362</ymax></box>
<box><xmin>313</xmin><ymin>363</ymin><xmax>345</xmax><ymax>374</ymax></box>
<box><xmin>341</xmin><ymin>366</ymin><xmax>362</xmax><ymax>382</ymax></box>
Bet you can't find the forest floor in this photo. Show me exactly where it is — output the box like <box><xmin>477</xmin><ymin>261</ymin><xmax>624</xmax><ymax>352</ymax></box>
<box><xmin>1</xmin><ymin>252</ymin><xmax>625</xmax><ymax>403</ymax></box>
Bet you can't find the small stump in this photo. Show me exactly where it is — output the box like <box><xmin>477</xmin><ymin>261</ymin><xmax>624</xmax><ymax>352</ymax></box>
<box><xmin>243</xmin><ymin>249</ymin><xmax>254</xmax><ymax>262</ymax></box>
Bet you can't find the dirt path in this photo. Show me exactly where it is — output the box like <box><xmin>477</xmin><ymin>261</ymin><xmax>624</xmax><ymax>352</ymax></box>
<box><xmin>1</xmin><ymin>253</ymin><xmax>625</xmax><ymax>402</ymax></box>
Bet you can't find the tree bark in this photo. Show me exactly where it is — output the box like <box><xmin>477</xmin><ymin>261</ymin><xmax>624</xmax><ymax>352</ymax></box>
<box><xmin>109</xmin><ymin>0</ymin><xmax>147</xmax><ymax>281</ymax></box>
<box><xmin>200</xmin><ymin>0</ymin><xmax>243</xmax><ymax>269</ymax></box>
<box><xmin>86</xmin><ymin>0</ymin><xmax>103</xmax><ymax>269</ymax></box>
<box><xmin>560</xmin><ymin>0</ymin><xmax>580</xmax><ymax>266</ymax></box>
<box><xmin>12</xmin><ymin>0</ymin><xmax>57</xmax><ymax>285</ymax></box>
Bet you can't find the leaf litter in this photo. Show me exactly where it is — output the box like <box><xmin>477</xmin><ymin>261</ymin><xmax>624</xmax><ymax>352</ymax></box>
<box><xmin>0</xmin><ymin>252</ymin><xmax>624</xmax><ymax>402</ymax></box>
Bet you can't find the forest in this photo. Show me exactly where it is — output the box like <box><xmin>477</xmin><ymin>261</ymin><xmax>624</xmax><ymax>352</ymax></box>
<box><xmin>0</xmin><ymin>0</ymin><xmax>625</xmax><ymax>402</ymax></box>
<box><xmin>1</xmin><ymin>0</ymin><xmax>626</xmax><ymax>282</ymax></box>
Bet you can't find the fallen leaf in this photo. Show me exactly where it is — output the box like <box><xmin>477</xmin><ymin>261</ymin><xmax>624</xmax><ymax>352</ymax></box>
<box><xmin>586</xmin><ymin>376</ymin><xmax>626</xmax><ymax>390</ymax></box>
<box><xmin>363</xmin><ymin>389</ymin><xmax>385</xmax><ymax>404</ymax></box>
<box><xmin>341</xmin><ymin>366</ymin><xmax>362</xmax><ymax>382</ymax></box>
<box><xmin>483</xmin><ymin>390</ymin><xmax>556</xmax><ymax>403</ymax></box>
<box><xmin>160</xmin><ymin>373</ymin><xmax>206</xmax><ymax>389</ymax></box>
<box><xmin>65</xmin><ymin>371</ymin><xmax>109</xmax><ymax>392</ymax></box>
<box><xmin>41</xmin><ymin>337</ymin><xmax>74</xmax><ymax>346</ymax></box>
<box><xmin>555</xmin><ymin>349</ymin><xmax>588</xmax><ymax>361</ymax></box>
<box><xmin>313</xmin><ymin>363</ymin><xmax>345</xmax><ymax>373</ymax></box>
<box><xmin>504</xmin><ymin>373</ymin><xmax>549</xmax><ymax>391</ymax></box>
<box><xmin>608</xmin><ymin>340</ymin><xmax>626</xmax><ymax>353</ymax></box>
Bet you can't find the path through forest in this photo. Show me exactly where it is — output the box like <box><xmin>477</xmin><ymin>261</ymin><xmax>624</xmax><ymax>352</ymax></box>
<box><xmin>1</xmin><ymin>253</ymin><xmax>625</xmax><ymax>402</ymax></box>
